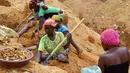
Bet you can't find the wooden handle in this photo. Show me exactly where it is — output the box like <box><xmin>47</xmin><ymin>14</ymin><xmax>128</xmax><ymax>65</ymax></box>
<box><xmin>32</xmin><ymin>9</ymin><xmax>41</xmax><ymax>37</ymax></box>
<box><xmin>70</xmin><ymin>18</ymin><xmax>84</xmax><ymax>33</ymax></box>
<box><xmin>51</xmin><ymin>18</ymin><xmax>84</xmax><ymax>56</ymax></box>
<box><xmin>25</xmin><ymin>45</ymin><xmax>37</xmax><ymax>50</ymax></box>
<box><xmin>44</xmin><ymin>18</ymin><xmax>84</xmax><ymax>63</ymax></box>
<box><xmin>51</xmin><ymin>37</ymin><xmax>67</xmax><ymax>55</ymax></box>
<box><xmin>20</xmin><ymin>12</ymin><xmax>32</xmax><ymax>25</ymax></box>
<box><xmin>15</xmin><ymin>12</ymin><xmax>32</xmax><ymax>31</ymax></box>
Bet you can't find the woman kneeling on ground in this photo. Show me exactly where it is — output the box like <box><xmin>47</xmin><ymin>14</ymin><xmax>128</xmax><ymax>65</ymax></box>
<box><xmin>98</xmin><ymin>29</ymin><xmax>129</xmax><ymax>73</ymax></box>
<box><xmin>36</xmin><ymin>19</ymin><xmax>71</xmax><ymax>65</ymax></box>
<box><xmin>51</xmin><ymin>15</ymin><xmax>83</xmax><ymax>57</ymax></box>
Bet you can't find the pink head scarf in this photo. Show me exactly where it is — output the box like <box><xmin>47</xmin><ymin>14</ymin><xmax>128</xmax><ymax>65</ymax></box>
<box><xmin>101</xmin><ymin>29</ymin><xmax>120</xmax><ymax>46</ymax></box>
<box><xmin>44</xmin><ymin>19</ymin><xmax>56</xmax><ymax>27</ymax></box>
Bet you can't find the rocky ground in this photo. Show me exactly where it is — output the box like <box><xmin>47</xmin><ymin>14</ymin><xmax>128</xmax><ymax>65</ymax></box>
<box><xmin>0</xmin><ymin>0</ymin><xmax>129</xmax><ymax>73</ymax></box>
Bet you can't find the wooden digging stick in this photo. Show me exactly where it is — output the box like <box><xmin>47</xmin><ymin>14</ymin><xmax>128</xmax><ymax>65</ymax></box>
<box><xmin>32</xmin><ymin>9</ymin><xmax>41</xmax><ymax>38</ymax></box>
<box><xmin>44</xmin><ymin>18</ymin><xmax>84</xmax><ymax>64</ymax></box>
<box><xmin>15</xmin><ymin>12</ymin><xmax>32</xmax><ymax>32</ymax></box>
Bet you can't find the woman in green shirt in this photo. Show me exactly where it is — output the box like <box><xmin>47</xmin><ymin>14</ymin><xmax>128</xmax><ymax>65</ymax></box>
<box><xmin>36</xmin><ymin>19</ymin><xmax>71</xmax><ymax>65</ymax></box>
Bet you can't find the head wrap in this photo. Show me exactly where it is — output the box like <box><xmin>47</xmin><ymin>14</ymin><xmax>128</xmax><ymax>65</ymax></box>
<box><xmin>52</xmin><ymin>15</ymin><xmax>61</xmax><ymax>21</ymax></box>
<box><xmin>44</xmin><ymin>19</ymin><xmax>56</xmax><ymax>27</ymax></box>
<box><xmin>101</xmin><ymin>29</ymin><xmax>120</xmax><ymax>46</ymax></box>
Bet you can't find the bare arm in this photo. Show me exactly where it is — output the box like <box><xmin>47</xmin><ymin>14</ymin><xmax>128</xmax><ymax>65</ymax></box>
<box><xmin>98</xmin><ymin>55</ymin><xmax>105</xmax><ymax>73</ymax></box>
<box><xmin>63</xmin><ymin>31</ymin><xmax>72</xmax><ymax>49</ymax></box>
<box><xmin>37</xmin><ymin>37</ymin><xmax>45</xmax><ymax>63</ymax></box>
<box><xmin>36</xmin><ymin>51</ymin><xmax>42</xmax><ymax>63</ymax></box>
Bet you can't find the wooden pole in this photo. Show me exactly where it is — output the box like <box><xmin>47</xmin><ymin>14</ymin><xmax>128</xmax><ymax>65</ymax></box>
<box><xmin>15</xmin><ymin>12</ymin><xmax>32</xmax><ymax>32</ymax></box>
<box><xmin>32</xmin><ymin>9</ymin><xmax>41</xmax><ymax>38</ymax></box>
<box><xmin>25</xmin><ymin>45</ymin><xmax>37</xmax><ymax>51</ymax></box>
<box><xmin>44</xmin><ymin>18</ymin><xmax>84</xmax><ymax>65</ymax></box>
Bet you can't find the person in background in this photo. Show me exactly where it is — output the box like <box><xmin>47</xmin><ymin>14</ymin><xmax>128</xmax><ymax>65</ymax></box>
<box><xmin>36</xmin><ymin>19</ymin><xmax>71</xmax><ymax>65</ymax></box>
<box><xmin>29</xmin><ymin>0</ymin><xmax>47</xmax><ymax>39</ymax></box>
<box><xmin>18</xmin><ymin>0</ymin><xmax>46</xmax><ymax>37</ymax></box>
<box><xmin>52</xmin><ymin>15</ymin><xmax>83</xmax><ymax>57</ymax></box>
<box><xmin>18</xmin><ymin>16</ymin><xmax>39</xmax><ymax>37</ymax></box>
<box><xmin>29</xmin><ymin>0</ymin><xmax>45</xmax><ymax>14</ymax></box>
<box><xmin>30</xmin><ymin>0</ymin><xmax>64</xmax><ymax>39</ymax></box>
<box><xmin>59</xmin><ymin>12</ymin><xmax>69</xmax><ymax>28</ymax></box>
<box><xmin>98</xmin><ymin>29</ymin><xmax>129</xmax><ymax>73</ymax></box>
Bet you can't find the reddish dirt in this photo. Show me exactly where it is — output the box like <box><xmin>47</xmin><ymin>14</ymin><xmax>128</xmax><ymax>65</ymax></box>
<box><xmin>0</xmin><ymin>0</ymin><xmax>30</xmax><ymax>29</ymax></box>
<box><xmin>30</xmin><ymin>46</ymin><xmax>98</xmax><ymax>73</ymax></box>
<box><xmin>1</xmin><ymin>0</ymin><xmax>130</xmax><ymax>72</ymax></box>
<box><xmin>0</xmin><ymin>61</ymin><xmax>67</xmax><ymax>73</ymax></box>
<box><xmin>49</xmin><ymin>51</ymin><xmax>98</xmax><ymax>73</ymax></box>
<box><xmin>0</xmin><ymin>0</ymin><xmax>103</xmax><ymax>73</ymax></box>
<box><xmin>16</xmin><ymin>23</ymin><xmax>99</xmax><ymax>73</ymax></box>
<box><xmin>60</xmin><ymin>0</ymin><xmax>130</xmax><ymax>50</ymax></box>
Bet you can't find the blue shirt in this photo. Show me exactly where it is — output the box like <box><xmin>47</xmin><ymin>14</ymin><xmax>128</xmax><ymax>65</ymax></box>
<box><xmin>65</xmin><ymin>24</ymin><xmax>69</xmax><ymax>28</ymax></box>
<box><xmin>58</xmin><ymin>25</ymin><xmax>69</xmax><ymax>32</ymax></box>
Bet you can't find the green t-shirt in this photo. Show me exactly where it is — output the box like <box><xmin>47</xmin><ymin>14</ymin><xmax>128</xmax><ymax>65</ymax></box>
<box><xmin>38</xmin><ymin>32</ymin><xmax>67</xmax><ymax>55</ymax></box>
<box><xmin>39</xmin><ymin>5</ymin><xmax>60</xmax><ymax>17</ymax></box>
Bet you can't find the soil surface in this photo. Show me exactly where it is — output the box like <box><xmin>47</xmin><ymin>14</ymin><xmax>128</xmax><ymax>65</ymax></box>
<box><xmin>0</xmin><ymin>0</ymin><xmax>130</xmax><ymax>73</ymax></box>
<box><xmin>59</xmin><ymin>0</ymin><xmax>130</xmax><ymax>49</ymax></box>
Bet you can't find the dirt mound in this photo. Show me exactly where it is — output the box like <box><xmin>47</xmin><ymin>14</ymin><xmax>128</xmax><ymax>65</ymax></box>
<box><xmin>0</xmin><ymin>61</ymin><xmax>67</xmax><ymax>73</ymax></box>
<box><xmin>18</xmin><ymin>0</ymin><xmax>102</xmax><ymax>73</ymax></box>
<box><xmin>46</xmin><ymin>0</ymin><xmax>104</xmax><ymax>53</ymax></box>
<box><xmin>0</xmin><ymin>0</ymin><xmax>104</xmax><ymax>73</ymax></box>
<box><xmin>48</xmin><ymin>49</ymin><xmax>98</xmax><ymax>73</ymax></box>
<box><xmin>0</xmin><ymin>0</ymin><xmax>11</xmax><ymax>7</ymax></box>
<box><xmin>60</xmin><ymin>0</ymin><xmax>130</xmax><ymax>49</ymax></box>
<box><xmin>0</xmin><ymin>0</ymin><xmax>30</xmax><ymax>29</ymax></box>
